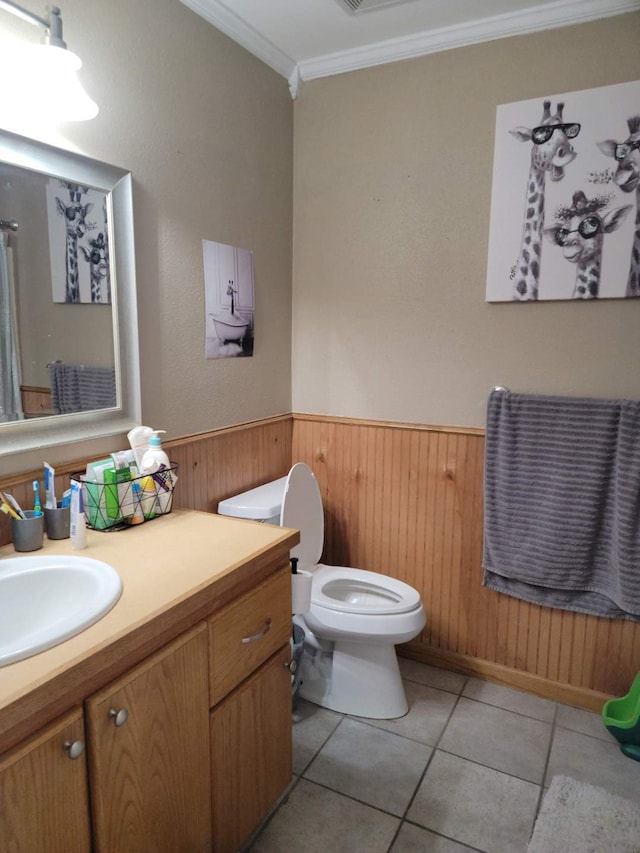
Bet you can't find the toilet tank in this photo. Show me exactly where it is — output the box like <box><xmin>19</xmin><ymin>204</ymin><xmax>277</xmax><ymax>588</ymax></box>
<box><xmin>217</xmin><ymin>476</ymin><xmax>287</xmax><ymax>525</ymax></box>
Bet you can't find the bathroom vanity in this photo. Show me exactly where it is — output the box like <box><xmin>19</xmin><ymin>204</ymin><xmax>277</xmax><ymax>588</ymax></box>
<box><xmin>0</xmin><ymin>510</ymin><xmax>299</xmax><ymax>853</ymax></box>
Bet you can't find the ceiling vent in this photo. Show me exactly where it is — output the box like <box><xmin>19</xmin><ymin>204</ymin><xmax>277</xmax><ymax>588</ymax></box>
<box><xmin>335</xmin><ymin>0</ymin><xmax>415</xmax><ymax>14</ymax></box>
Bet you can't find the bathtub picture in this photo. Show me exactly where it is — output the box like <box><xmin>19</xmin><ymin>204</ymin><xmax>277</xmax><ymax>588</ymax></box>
<box><xmin>485</xmin><ymin>78</ymin><xmax>640</xmax><ymax>301</ymax></box>
<box><xmin>203</xmin><ymin>238</ymin><xmax>255</xmax><ymax>358</ymax></box>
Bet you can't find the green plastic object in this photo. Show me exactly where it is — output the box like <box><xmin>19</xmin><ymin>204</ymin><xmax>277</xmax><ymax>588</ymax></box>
<box><xmin>602</xmin><ymin>672</ymin><xmax>640</xmax><ymax>761</ymax></box>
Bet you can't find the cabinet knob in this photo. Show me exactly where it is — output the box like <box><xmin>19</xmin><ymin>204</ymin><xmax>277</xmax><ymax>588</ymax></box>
<box><xmin>108</xmin><ymin>707</ymin><xmax>129</xmax><ymax>727</ymax></box>
<box><xmin>63</xmin><ymin>740</ymin><xmax>85</xmax><ymax>760</ymax></box>
<box><xmin>241</xmin><ymin>618</ymin><xmax>272</xmax><ymax>644</ymax></box>
<box><xmin>284</xmin><ymin>658</ymin><xmax>297</xmax><ymax>674</ymax></box>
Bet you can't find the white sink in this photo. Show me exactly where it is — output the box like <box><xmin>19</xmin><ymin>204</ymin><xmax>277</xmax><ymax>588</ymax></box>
<box><xmin>0</xmin><ymin>555</ymin><xmax>122</xmax><ymax>668</ymax></box>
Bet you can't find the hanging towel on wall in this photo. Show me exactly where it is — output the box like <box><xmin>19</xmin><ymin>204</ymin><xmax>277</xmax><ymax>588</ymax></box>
<box><xmin>49</xmin><ymin>363</ymin><xmax>116</xmax><ymax>414</ymax></box>
<box><xmin>483</xmin><ymin>389</ymin><xmax>640</xmax><ymax>621</ymax></box>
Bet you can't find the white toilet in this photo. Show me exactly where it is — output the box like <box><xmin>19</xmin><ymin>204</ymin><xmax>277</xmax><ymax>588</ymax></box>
<box><xmin>217</xmin><ymin>463</ymin><xmax>426</xmax><ymax>719</ymax></box>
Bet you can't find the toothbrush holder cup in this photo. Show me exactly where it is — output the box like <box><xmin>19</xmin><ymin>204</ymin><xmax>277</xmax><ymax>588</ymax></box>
<box><xmin>44</xmin><ymin>502</ymin><xmax>71</xmax><ymax>540</ymax></box>
<box><xmin>11</xmin><ymin>510</ymin><xmax>45</xmax><ymax>552</ymax></box>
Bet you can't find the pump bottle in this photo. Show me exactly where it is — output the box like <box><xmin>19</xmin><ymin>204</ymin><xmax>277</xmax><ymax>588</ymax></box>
<box><xmin>140</xmin><ymin>430</ymin><xmax>170</xmax><ymax>474</ymax></box>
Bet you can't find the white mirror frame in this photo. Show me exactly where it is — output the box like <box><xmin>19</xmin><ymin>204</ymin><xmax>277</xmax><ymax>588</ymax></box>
<box><xmin>0</xmin><ymin>129</ymin><xmax>141</xmax><ymax>464</ymax></box>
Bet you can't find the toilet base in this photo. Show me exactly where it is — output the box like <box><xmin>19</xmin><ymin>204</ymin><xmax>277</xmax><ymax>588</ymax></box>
<box><xmin>298</xmin><ymin>637</ymin><xmax>409</xmax><ymax>719</ymax></box>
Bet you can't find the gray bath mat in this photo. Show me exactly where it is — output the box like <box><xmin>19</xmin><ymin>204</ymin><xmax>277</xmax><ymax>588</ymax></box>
<box><xmin>528</xmin><ymin>775</ymin><xmax>640</xmax><ymax>853</ymax></box>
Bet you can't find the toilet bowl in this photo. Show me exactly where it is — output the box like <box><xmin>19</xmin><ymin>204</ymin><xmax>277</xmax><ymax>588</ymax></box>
<box><xmin>217</xmin><ymin>462</ymin><xmax>426</xmax><ymax>719</ymax></box>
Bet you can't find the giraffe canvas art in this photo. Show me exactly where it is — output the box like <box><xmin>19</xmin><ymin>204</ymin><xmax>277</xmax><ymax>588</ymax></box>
<box><xmin>543</xmin><ymin>190</ymin><xmax>632</xmax><ymax>299</ymax></box>
<box><xmin>597</xmin><ymin>115</ymin><xmax>640</xmax><ymax>297</ymax></box>
<box><xmin>486</xmin><ymin>79</ymin><xmax>640</xmax><ymax>301</ymax></box>
<box><xmin>46</xmin><ymin>179</ymin><xmax>111</xmax><ymax>304</ymax></box>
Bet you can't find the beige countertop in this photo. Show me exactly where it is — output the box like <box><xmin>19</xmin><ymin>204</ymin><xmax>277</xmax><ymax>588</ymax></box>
<box><xmin>0</xmin><ymin>509</ymin><xmax>299</xmax><ymax>753</ymax></box>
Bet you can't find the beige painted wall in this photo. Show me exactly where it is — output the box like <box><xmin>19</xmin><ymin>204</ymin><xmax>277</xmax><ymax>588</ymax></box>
<box><xmin>292</xmin><ymin>13</ymin><xmax>640</xmax><ymax>428</ymax></box>
<box><xmin>1</xmin><ymin>0</ymin><xmax>292</xmax><ymax>472</ymax></box>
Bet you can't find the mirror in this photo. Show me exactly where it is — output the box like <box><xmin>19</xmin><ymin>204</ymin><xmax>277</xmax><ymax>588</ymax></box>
<box><xmin>0</xmin><ymin>129</ymin><xmax>140</xmax><ymax>462</ymax></box>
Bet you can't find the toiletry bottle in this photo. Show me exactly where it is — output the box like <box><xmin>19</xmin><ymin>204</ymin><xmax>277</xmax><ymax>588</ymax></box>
<box><xmin>70</xmin><ymin>480</ymin><xmax>87</xmax><ymax>550</ymax></box>
<box><xmin>140</xmin><ymin>476</ymin><xmax>158</xmax><ymax>519</ymax></box>
<box><xmin>140</xmin><ymin>430</ymin><xmax>169</xmax><ymax>474</ymax></box>
<box><xmin>127</xmin><ymin>426</ymin><xmax>154</xmax><ymax>472</ymax></box>
<box><xmin>129</xmin><ymin>482</ymin><xmax>145</xmax><ymax>525</ymax></box>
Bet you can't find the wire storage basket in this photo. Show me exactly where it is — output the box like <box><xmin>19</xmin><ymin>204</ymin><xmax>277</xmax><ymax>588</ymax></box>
<box><xmin>70</xmin><ymin>464</ymin><xmax>178</xmax><ymax>531</ymax></box>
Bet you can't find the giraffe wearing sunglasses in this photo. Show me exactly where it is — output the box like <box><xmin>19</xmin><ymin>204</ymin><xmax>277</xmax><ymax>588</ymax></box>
<box><xmin>543</xmin><ymin>191</ymin><xmax>631</xmax><ymax>298</ymax></box>
<box><xmin>597</xmin><ymin>115</ymin><xmax>640</xmax><ymax>297</ymax></box>
<box><xmin>510</xmin><ymin>101</ymin><xmax>580</xmax><ymax>300</ymax></box>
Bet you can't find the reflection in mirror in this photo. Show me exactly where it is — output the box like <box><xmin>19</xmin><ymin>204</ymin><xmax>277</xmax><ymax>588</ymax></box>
<box><xmin>1</xmin><ymin>165</ymin><xmax>115</xmax><ymax>420</ymax></box>
<box><xmin>0</xmin><ymin>129</ymin><xmax>140</xmax><ymax>466</ymax></box>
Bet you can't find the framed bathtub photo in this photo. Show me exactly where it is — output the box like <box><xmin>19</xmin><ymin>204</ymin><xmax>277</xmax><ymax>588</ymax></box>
<box><xmin>203</xmin><ymin>238</ymin><xmax>255</xmax><ymax>359</ymax></box>
<box><xmin>486</xmin><ymin>79</ymin><xmax>640</xmax><ymax>302</ymax></box>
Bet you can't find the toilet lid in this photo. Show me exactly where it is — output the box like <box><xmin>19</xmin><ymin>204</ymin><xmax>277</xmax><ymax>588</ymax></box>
<box><xmin>281</xmin><ymin>463</ymin><xmax>324</xmax><ymax>569</ymax></box>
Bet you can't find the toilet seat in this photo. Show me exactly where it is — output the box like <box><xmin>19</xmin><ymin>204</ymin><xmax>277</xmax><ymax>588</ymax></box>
<box><xmin>281</xmin><ymin>464</ymin><xmax>421</xmax><ymax>617</ymax></box>
<box><xmin>312</xmin><ymin>565</ymin><xmax>422</xmax><ymax>615</ymax></box>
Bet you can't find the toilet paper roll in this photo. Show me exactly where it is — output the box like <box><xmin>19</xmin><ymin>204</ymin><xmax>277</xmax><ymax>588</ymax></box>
<box><xmin>292</xmin><ymin>570</ymin><xmax>313</xmax><ymax>615</ymax></box>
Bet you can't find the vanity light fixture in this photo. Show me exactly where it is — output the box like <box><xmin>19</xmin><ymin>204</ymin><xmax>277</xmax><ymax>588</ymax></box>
<box><xmin>0</xmin><ymin>1</ymin><xmax>98</xmax><ymax>122</ymax></box>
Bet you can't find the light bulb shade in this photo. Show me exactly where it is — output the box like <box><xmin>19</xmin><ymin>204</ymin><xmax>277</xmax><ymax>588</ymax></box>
<box><xmin>1</xmin><ymin>44</ymin><xmax>98</xmax><ymax>122</ymax></box>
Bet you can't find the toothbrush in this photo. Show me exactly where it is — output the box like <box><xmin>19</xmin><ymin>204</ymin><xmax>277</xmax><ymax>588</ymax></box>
<box><xmin>33</xmin><ymin>481</ymin><xmax>42</xmax><ymax>516</ymax></box>
<box><xmin>0</xmin><ymin>491</ymin><xmax>26</xmax><ymax>519</ymax></box>
<box><xmin>0</xmin><ymin>501</ymin><xmax>20</xmax><ymax>520</ymax></box>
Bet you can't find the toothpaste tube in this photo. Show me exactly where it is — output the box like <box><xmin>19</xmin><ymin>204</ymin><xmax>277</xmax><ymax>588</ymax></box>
<box><xmin>44</xmin><ymin>462</ymin><xmax>57</xmax><ymax>509</ymax></box>
<box><xmin>70</xmin><ymin>480</ymin><xmax>87</xmax><ymax>550</ymax></box>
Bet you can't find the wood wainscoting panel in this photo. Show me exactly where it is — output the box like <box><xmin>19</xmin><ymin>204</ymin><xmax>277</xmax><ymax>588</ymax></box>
<box><xmin>3</xmin><ymin>411</ymin><xmax>640</xmax><ymax>705</ymax></box>
<box><xmin>0</xmin><ymin>415</ymin><xmax>292</xmax><ymax>548</ymax></box>
<box><xmin>292</xmin><ymin>413</ymin><xmax>640</xmax><ymax>706</ymax></box>
<box><xmin>167</xmin><ymin>415</ymin><xmax>292</xmax><ymax>513</ymax></box>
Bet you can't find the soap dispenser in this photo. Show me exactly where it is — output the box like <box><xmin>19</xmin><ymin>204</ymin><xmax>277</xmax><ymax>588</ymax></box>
<box><xmin>140</xmin><ymin>430</ymin><xmax>170</xmax><ymax>474</ymax></box>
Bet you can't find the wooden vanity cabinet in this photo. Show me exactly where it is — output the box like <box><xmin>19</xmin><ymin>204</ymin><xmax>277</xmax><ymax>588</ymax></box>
<box><xmin>0</xmin><ymin>535</ymin><xmax>296</xmax><ymax>853</ymax></box>
<box><xmin>209</xmin><ymin>566</ymin><xmax>293</xmax><ymax>853</ymax></box>
<box><xmin>0</xmin><ymin>708</ymin><xmax>92</xmax><ymax>853</ymax></box>
<box><xmin>86</xmin><ymin>623</ymin><xmax>211</xmax><ymax>853</ymax></box>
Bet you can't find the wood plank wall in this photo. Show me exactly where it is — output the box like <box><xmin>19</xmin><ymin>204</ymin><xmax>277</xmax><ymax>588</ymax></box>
<box><xmin>292</xmin><ymin>414</ymin><xmax>640</xmax><ymax>711</ymax></box>
<box><xmin>0</xmin><ymin>416</ymin><xmax>292</xmax><ymax>548</ymax></box>
<box><xmin>3</xmin><ymin>411</ymin><xmax>639</xmax><ymax>710</ymax></box>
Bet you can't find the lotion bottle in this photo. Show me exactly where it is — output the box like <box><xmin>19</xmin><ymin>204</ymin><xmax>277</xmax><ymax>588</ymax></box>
<box><xmin>127</xmin><ymin>426</ymin><xmax>154</xmax><ymax>472</ymax></box>
<box><xmin>140</xmin><ymin>430</ymin><xmax>169</xmax><ymax>474</ymax></box>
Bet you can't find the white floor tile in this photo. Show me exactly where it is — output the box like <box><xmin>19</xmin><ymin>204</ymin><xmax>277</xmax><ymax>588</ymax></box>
<box><xmin>407</xmin><ymin>751</ymin><xmax>539</xmax><ymax>853</ymax></box>
<box><xmin>355</xmin><ymin>680</ymin><xmax>458</xmax><ymax>746</ymax></box>
<box><xmin>438</xmin><ymin>696</ymin><xmax>552</xmax><ymax>783</ymax></box>
<box><xmin>292</xmin><ymin>698</ymin><xmax>343</xmax><ymax>775</ymax></box>
<box><xmin>391</xmin><ymin>822</ymin><xmax>478</xmax><ymax>852</ymax></box>
<box><xmin>398</xmin><ymin>658</ymin><xmax>467</xmax><ymax>694</ymax></box>
<box><xmin>248</xmin><ymin>779</ymin><xmax>399</xmax><ymax>853</ymax></box>
<box><xmin>555</xmin><ymin>702</ymin><xmax>615</xmax><ymax>742</ymax></box>
<box><xmin>304</xmin><ymin>718</ymin><xmax>432</xmax><ymax>816</ymax></box>
<box><xmin>463</xmin><ymin>677</ymin><xmax>556</xmax><ymax>722</ymax></box>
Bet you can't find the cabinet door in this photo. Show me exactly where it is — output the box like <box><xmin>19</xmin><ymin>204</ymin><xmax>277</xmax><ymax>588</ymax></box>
<box><xmin>0</xmin><ymin>708</ymin><xmax>91</xmax><ymax>853</ymax></box>
<box><xmin>211</xmin><ymin>644</ymin><xmax>292</xmax><ymax>853</ymax></box>
<box><xmin>86</xmin><ymin>624</ymin><xmax>211</xmax><ymax>853</ymax></box>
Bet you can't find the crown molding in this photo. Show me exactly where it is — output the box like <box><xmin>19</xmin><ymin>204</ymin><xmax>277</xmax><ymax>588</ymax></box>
<box><xmin>178</xmin><ymin>0</ymin><xmax>297</xmax><ymax>81</ymax></box>
<box><xmin>181</xmin><ymin>0</ymin><xmax>640</xmax><ymax>98</ymax></box>
<box><xmin>298</xmin><ymin>0</ymin><xmax>640</xmax><ymax>83</ymax></box>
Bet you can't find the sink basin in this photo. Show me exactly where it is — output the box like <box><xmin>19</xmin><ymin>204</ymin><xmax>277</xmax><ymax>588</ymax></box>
<box><xmin>0</xmin><ymin>555</ymin><xmax>122</xmax><ymax>668</ymax></box>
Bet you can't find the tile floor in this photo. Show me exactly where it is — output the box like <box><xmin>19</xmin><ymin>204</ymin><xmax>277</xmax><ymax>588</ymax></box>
<box><xmin>247</xmin><ymin>658</ymin><xmax>640</xmax><ymax>853</ymax></box>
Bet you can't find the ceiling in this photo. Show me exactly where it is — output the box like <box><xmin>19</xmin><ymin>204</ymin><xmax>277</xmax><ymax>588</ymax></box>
<box><xmin>179</xmin><ymin>0</ymin><xmax>640</xmax><ymax>96</ymax></box>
